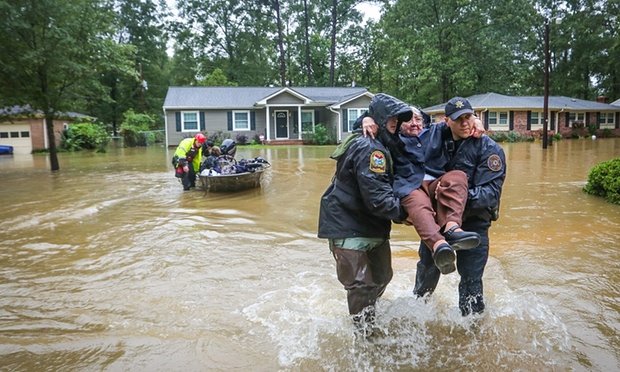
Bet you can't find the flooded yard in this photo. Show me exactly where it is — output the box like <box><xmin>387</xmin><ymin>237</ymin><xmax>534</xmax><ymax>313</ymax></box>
<box><xmin>0</xmin><ymin>138</ymin><xmax>619</xmax><ymax>370</ymax></box>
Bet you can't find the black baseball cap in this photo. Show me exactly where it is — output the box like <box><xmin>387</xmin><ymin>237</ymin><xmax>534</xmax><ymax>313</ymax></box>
<box><xmin>445</xmin><ymin>97</ymin><xmax>474</xmax><ymax>120</ymax></box>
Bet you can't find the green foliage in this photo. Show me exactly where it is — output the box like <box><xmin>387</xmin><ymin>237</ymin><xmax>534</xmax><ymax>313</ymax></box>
<box><xmin>587</xmin><ymin>124</ymin><xmax>597</xmax><ymax>136</ymax></box>
<box><xmin>120</xmin><ymin>109</ymin><xmax>156</xmax><ymax>130</ymax></box>
<box><xmin>61</xmin><ymin>122</ymin><xmax>110</xmax><ymax>152</ymax></box>
<box><xmin>199</xmin><ymin>68</ymin><xmax>238</xmax><ymax>86</ymax></box>
<box><xmin>552</xmin><ymin>133</ymin><xmax>562</xmax><ymax>141</ymax></box>
<box><xmin>302</xmin><ymin>124</ymin><xmax>334</xmax><ymax>145</ymax></box>
<box><xmin>583</xmin><ymin>158</ymin><xmax>620</xmax><ymax>205</ymax></box>
<box><xmin>600</xmin><ymin>129</ymin><xmax>613</xmax><ymax>138</ymax></box>
<box><xmin>487</xmin><ymin>131</ymin><xmax>534</xmax><ymax>143</ymax></box>
<box><xmin>0</xmin><ymin>0</ymin><xmax>133</xmax><ymax>170</ymax></box>
<box><xmin>251</xmin><ymin>134</ymin><xmax>263</xmax><ymax>145</ymax></box>
<box><xmin>119</xmin><ymin>109</ymin><xmax>159</xmax><ymax>147</ymax></box>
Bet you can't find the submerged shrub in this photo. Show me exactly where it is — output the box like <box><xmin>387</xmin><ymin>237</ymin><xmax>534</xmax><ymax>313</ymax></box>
<box><xmin>583</xmin><ymin>157</ymin><xmax>620</xmax><ymax>205</ymax></box>
<box><xmin>488</xmin><ymin>131</ymin><xmax>533</xmax><ymax>143</ymax></box>
<box><xmin>119</xmin><ymin>110</ymin><xmax>157</xmax><ymax>147</ymax></box>
<box><xmin>302</xmin><ymin>123</ymin><xmax>334</xmax><ymax>145</ymax></box>
<box><xmin>61</xmin><ymin>122</ymin><xmax>110</xmax><ymax>152</ymax></box>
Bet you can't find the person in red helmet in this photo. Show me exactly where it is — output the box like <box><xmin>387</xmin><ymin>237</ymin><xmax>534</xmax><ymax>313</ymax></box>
<box><xmin>172</xmin><ymin>133</ymin><xmax>207</xmax><ymax>190</ymax></box>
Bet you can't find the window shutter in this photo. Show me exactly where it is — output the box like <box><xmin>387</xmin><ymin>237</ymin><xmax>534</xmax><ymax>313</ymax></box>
<box><xmin>175</xmin><ymin>112</ymin><xmax>181</xmax><ymax>132</ymax></box>
<box><xmin>616</xmin><ymin>112</ymin><xmax>620</xmax><ymax>129</ymax></box>
<box><xmin>250</xmin><ymin>111</ymin><xmax>256</xmax><ymax>130</ymax></box>
<box><xmin>526</xmin><ymin>111</ymin><xmax>531</xmax><ymax>131</ymax></box>
<box><xmin>342</xmin><ymin>110</ymin><xmax>348</xmax><ymax>133</ymax></box>
<box><xmin>585</xmin><ymin>112</ymin><xmax>591</xmax><ymax>127</ymax></box>
<box><xmin>314</xmin><ymin>109</ymin><xmax>320</xmax><ymax>124</ymax></box>
<box><xmin>596</xmin><ymin>112</ymin><xmax>601</xmax><ymax>129</ymax></box>
<box><xmin>200</xmin><ymin>111</ymin><xmax>205</xmax><ymax>131</ymax></box>
<box><xmin>509</xmin><ymin>111</ymin><xmax>514</xmax><ymax>131</ymax></box>
<box><xmin>551</xmin><ymin>112</ymin><xmax>555</xmax><ymax>130</ymax></box>
<box><xmin>565</xmin><ymin>112</ymin><xmax>569</xmax><ymax>127</ymax></box>
<box><xmin>227</xmin><ymin>111</ymin><xmax>233</xmax><ymax>131</ymax></box>
<box><xmin>483</xmin><ymin>113</ymin><xmax>489</xmax><ymax>130</ymax></box>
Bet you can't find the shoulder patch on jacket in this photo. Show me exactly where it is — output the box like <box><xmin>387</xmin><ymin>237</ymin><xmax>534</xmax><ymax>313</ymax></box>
<box><xmin>369</xmin><ymin>150</ymin><xmax>387</xmax><ymax>173</ymax></box>
<box><xmin>488</xmin><ymin>154</ymin><xmax>502</xmax><ymax>172</ymax></box>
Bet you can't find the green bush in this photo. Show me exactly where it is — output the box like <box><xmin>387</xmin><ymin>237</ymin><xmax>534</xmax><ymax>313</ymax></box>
<box><xmin>119</xmin><ymin>110</ymin><xmax>157</xmax><ymax>147</ymax></box>
<box><xmin>583</xmin><ymin>157</ymin><xmax>620</xmax><ymax>205</ymax></box>
<box><xmin>61</xmin><ymin>122</ymin><xmax>110</xmax><ymax>152</ymax></box>
<box><xmin>488</xmin><ymin>131</ymin><xmax>534</xmax><ymax>143</ymax></box>
<box><xmin>587</xmin><ymin>124</ymin><xmax>597</xmax><ymax>136</ymax></box>
<box><xmin>302</xmin><ymin>123</ymin><xmax>334</xmax><ymax>145</ymax></box>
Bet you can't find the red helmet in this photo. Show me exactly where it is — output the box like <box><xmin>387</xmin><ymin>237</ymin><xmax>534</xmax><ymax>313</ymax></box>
<box><xmin>194</xmin><ymin>133</ymin><xmax>207</xmax><ymax>144</ymax></box>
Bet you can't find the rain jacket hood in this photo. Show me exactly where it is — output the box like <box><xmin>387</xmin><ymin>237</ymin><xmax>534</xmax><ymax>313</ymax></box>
<box><xmin>368</xmin><ymin>93</ymin><xmax>413</xmax><ymax>130</ymax></box>
<box><xmin>333</xmin><ymin>93</ymin><xmax>412</xmax><ymax>161</ymax></box>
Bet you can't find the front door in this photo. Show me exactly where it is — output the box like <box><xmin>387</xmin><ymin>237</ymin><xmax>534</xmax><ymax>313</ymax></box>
<box><xmin>275</xmin><ymin>110</ymin><xmax>289</xmax><ymax>139</ymax></box>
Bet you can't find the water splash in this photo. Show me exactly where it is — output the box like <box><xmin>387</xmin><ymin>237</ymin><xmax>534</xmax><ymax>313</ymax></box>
<box><xmin>242</xmin><ymin>264</ymin><xmax>573</xmax><ymax>370</ymax></box>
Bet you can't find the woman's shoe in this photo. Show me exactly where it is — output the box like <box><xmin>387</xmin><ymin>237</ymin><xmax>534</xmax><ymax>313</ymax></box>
<box><xmin>443</xmin><ymin>225</ymin><xmax>481</xmax><ymax>250</ymax></box>
<box><xmin>433</xmin><ymin>243</ymin><xmax>456</xmax><ymax>274</ymax></box>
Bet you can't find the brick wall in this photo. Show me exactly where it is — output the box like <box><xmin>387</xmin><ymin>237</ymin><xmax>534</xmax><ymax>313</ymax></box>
<box><xmin>22</xmin><ymin>118</ymin><xmax>64</xmax><ymax>150</ymax></box>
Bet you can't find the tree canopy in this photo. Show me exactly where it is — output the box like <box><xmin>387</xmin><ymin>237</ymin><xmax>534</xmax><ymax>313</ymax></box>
<box><xmin>0</xmin><ymin>0</ymin><xmax>618</xmax><ymax>169</ymax></box>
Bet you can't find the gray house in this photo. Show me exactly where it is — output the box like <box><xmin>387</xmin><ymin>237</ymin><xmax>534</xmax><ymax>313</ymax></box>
<box><xmin>162</xmin><ymin>86</ymin><xmax>373</xmax><ymax>147</ymax></box>
<box><xmin>423</xmin><ymin>92</ymin><xmax>620</xmax><ymax>137</ymax></box>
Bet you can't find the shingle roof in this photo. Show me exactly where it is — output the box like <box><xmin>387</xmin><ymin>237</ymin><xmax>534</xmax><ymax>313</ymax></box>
<box><xmin>423</xmin><ymin>92</ymin><xmax>620</xmax><ymax>113</ymax></box>
<box><xmin>611</xmin><ymin>98</ymin><xmax>620</xmax><ymax>106</ymax></box>
<box><xmin>163</xmin><ymin>86</ymin><xmax>369</xmax><ymax>109</ymax></box>
<box><xmin>0</xmin><ymin>104</ymin><xmax>92</xmax><ymax>119</ymax></box>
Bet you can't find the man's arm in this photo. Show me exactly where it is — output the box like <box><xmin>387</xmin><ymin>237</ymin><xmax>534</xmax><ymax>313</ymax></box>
<box><xmin>467</xmin><ymin>140</ymin><xmax>506</xmax><ymax>211</ymax></box>
<box><xmin>354</xmin><ymin>145</ymin><xmax>405</xmax><ymax>221</ymax></box>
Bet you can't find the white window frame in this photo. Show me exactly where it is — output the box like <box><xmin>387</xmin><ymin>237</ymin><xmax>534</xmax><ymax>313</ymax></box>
<box><xmin>488</xmin><ymin>111</ymin><xmax>509</xmax><ymax>130</ymax></box>
<box><xmin>233</xmin><ymin>110</ymin><xmax>250</xmax><ymax>131</ymax></box>
<box><xmin>530</xmin><ymin>111</ymin><xmax>543</xmax><ymax>130</ymax></box>
<box><xmin>301</xmin><ymin>110</ymin><xmax>315</xmax><ymax>133</ymax></box>
<box><xmin>347</xmin><ymin>108</ymin><xmax>366</xmax><ymax>132</ymax></box>
<box><xmin>181</xmin><ymin>111</ymin><xmax>199</xmax><ymax>132</ymax></box>
<box><xmin>598</xmin><ymin>112</ymin><xmax>616</xmax><ymax>129</ymax></box>
<box><xmin>569</xmin><ymin>112</ymin><xmax>585</xmax><ymax>127</ymax></box>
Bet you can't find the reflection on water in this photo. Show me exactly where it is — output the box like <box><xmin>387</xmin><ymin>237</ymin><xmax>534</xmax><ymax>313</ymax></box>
<box><xmin>0</xmin><ymin>139</ymin><xmax>619</xmax><ymax>370</ymax></box>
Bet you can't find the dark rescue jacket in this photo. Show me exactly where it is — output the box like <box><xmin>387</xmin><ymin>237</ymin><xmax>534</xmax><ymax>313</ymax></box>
<box><xmin>318</xmin><ymin>94</ymin><xmax>410</xmax><ymax>239</ymax></box>
<box><xmin>424</xmin><ymin>122</ymin><xmax>507</xmax><ymax>227</ymax></box>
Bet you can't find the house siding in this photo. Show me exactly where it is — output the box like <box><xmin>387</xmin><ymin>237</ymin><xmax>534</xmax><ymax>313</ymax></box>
<box><xmin>339</xmin><ymin>96</ymin><xmax>372</xmax><ymax>141</ymax></box>
<box><xmin>163</xmin><ymin>87</ymin><xmax>375</xmax><ymax>146</ymax></box>
<box><xmin>267</xmin><ymin>92</ymin><xmax>304</xmax><ymax>105</ymax></box>
<box><xmin>0</xmin><ymin>117</ymin><xmax>66</xmax><ymax>153</ymax></box>
<box><xmin>167</xmin><ymin>109</ymin><xmax>268</xmax><ymax>144</ymax></box>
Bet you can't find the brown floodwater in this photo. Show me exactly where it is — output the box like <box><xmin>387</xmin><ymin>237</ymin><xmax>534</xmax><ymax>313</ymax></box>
<box><xmin>0</xmin><ymin>138</ymin><xmax>618</xmax><ymax>371</ymax></box>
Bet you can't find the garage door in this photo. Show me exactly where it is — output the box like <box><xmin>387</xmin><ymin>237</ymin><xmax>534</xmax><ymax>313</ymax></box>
<box><xmin>0</xmin><ymin>124</ymin><xmax>32</xmax><ymax>155</ymax></box>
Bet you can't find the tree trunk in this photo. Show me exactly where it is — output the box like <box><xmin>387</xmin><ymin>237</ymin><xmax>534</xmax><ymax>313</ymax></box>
<box><xmin>329</xmin><ymin>0</ymin><xmax>337</xmax><ymax>86</ymax></box>
<box><xmin>273</xmin><ymin>0</ymin><xmax>286</xmax><ymax>86</ymax></box>
<box><xmin>303</xmin><ymin>0</ymin><xmax>312</xmax><ymax>84</ymax></box>
<box><xmin>45</xmin><ymin>115</ymin><xmax>60</xmax><ymax>171</ymax></box>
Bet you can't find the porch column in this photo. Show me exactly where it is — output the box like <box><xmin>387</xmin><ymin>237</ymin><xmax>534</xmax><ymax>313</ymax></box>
<box><xmin>298</xmin><ymin>105</ymin><xmax>302</xmax><ymax>140</ymax></box>
<box><xmin>265</xmin><ymin>105</ymin><xmax>271</xmax><ymax>141</ymax></box>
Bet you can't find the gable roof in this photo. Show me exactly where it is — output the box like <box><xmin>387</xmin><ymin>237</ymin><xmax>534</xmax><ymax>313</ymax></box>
<box><xmin>423</xmin><ymin>92</ymin><xmax>620</xmax><ymax>114</ymax></box>
<box><xmin>163</xmin><ymin>86</ymin><xmax>369</xmax><ymax>109</ymax></box>
<box><xmin>256</xmin><ymin>87</ymin><xmax>312</xmax><ymax>105</ymax></box>
<box><xmin>612</xmin><ymin>98</ymin><xmax>620</xmax><ymax>106</ymax></box>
